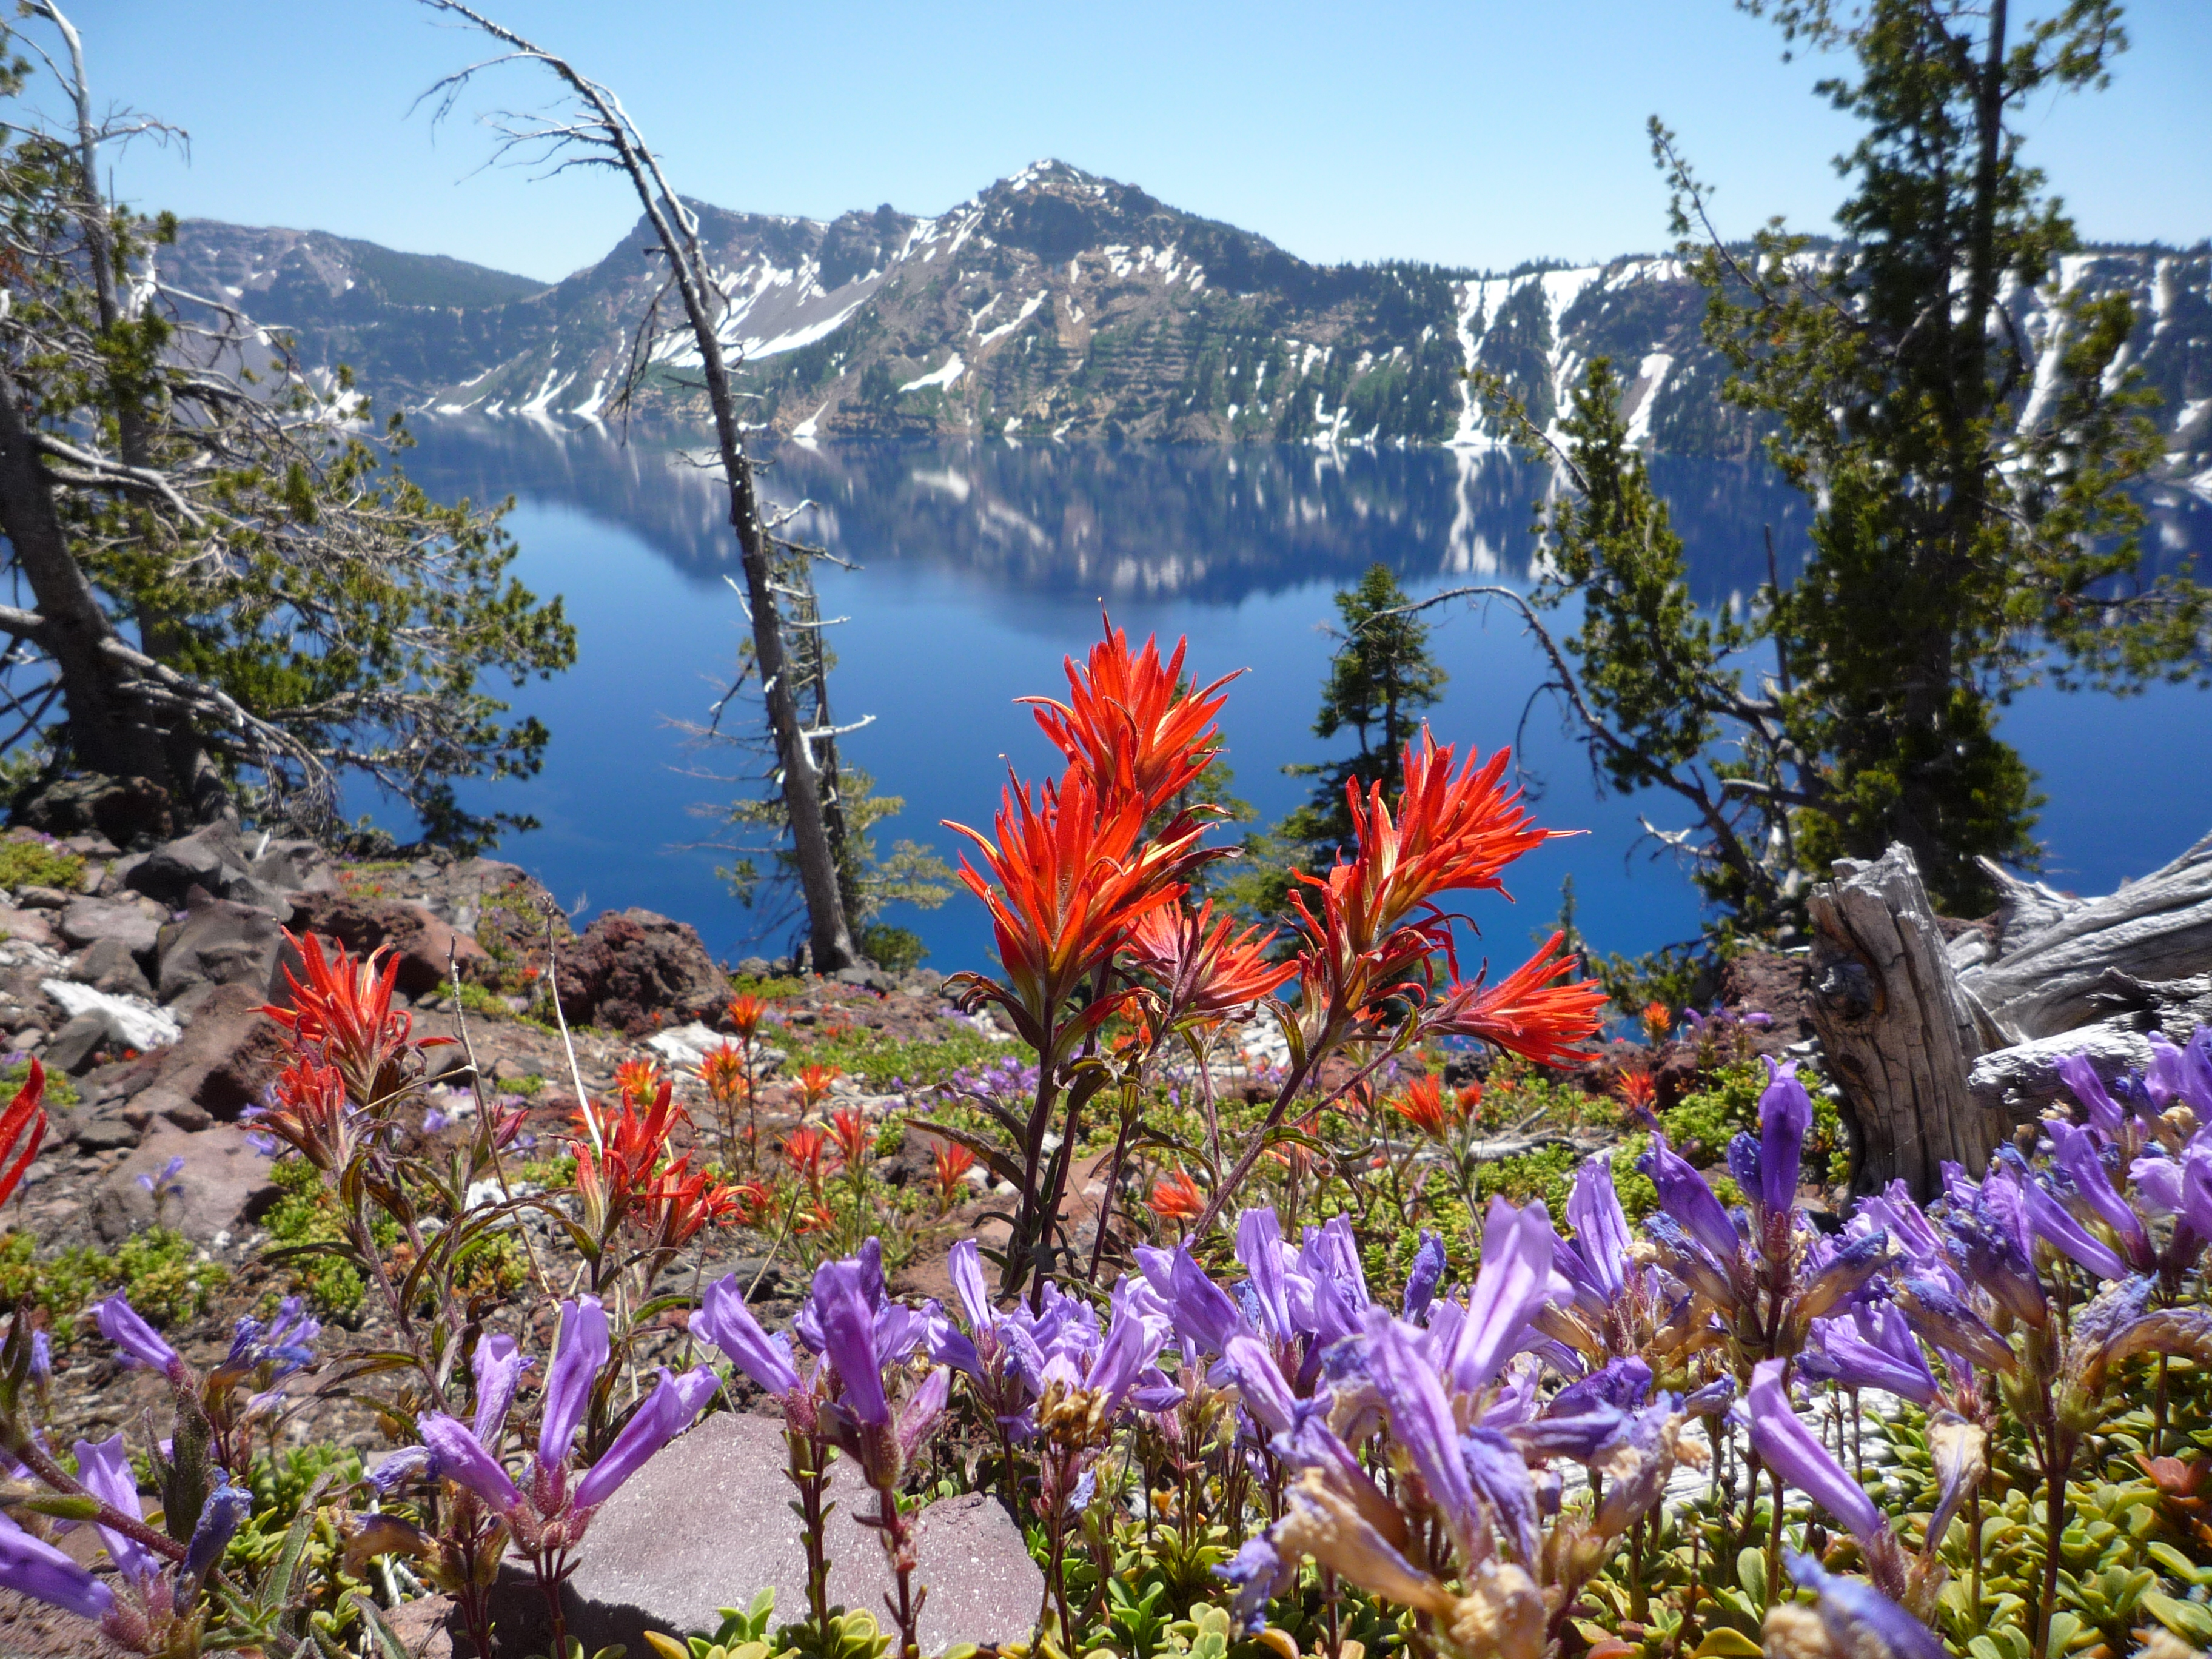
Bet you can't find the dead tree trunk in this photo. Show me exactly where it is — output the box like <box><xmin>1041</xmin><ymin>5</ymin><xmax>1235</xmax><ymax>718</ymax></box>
<box><xmin>1807</xmin><ymin>842</ymin><xmax>2009</xmax><ymax>1198</ymax></box>
<box><xmin>419</xmin><ymin>1</ymin><xmax>857</xmax><ymax>973</ymax></box>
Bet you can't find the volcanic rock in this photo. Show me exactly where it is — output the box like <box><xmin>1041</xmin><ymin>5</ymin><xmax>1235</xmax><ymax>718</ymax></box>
<box><xmin>56</xmin><ymin>896</ymin><xmax>164</xmax><ymax>959</ymax></box>
<box><xmin>141</xmin><ymin>982</ymin><xmax>287</xmax><ymax>1120</ymax></box>
<box><xmin>154</xmin><ymin>891</ymin><xmax>291</xmax><ymax>1006</ymax></box>
<box><xmin>286</xmin><ymin>891</ymin><xmax>487</xmax><ymax>997</ymax></box>
<box><xmin>15</xmin><ymin>773</ymin><xmax>175</xmax><ymax>849</ymax></box>
<box><xmin>93</xmin><ymin>1120</ymin><xmax>280</xmax><ymax>1244</ymax></box>
<box><xmin>69</xmin><ymin>937</ymin><xmax>155</xmax><ymax>1001</ymax></box>
<box><xmin>521</xmin><ymin>1411</ymin><xmax>1042</xmax><ymax>1656</ymax></box>
<box><xmin>0</xmin><ymin>909</ymin><xmax>56</xmax><ymax>950</ymax></box>
<box><xmin>555</xmin><ymin>908</ymin><xmax>725</xmax><ymax>1037</ymax></box>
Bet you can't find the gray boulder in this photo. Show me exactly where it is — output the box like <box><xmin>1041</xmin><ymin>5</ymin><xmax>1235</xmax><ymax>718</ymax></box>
<box><xmin>125</xmin><ymin>824</ymin><xmax>293</xmax><ymax>921</ymax></box>
<box><xmin>535</xmin><ymin>1411</ymin><xmax>1042</xmax><ymax>1656</ymax></box>
<box><xmin>56</xmin><ymin>897</ymin><xmax>163</xmax><ymax>959</ymax></box>
<box><xmin>155</xmin><ymin>892</ymin><xmax>290</xmax><ymax>1005</ymax></box>
<box><xmin>44</xmin><ymin>1011</ymin><xmax>115</xmax><ymax>1075</ymax></box>
<box><xmin>69</xmin><ymin>937</ymin><xmax>155</xmax><ymax>1001</ymax></box>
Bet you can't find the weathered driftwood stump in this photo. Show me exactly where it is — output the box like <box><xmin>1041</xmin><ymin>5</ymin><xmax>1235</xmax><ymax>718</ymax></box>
<box><xmin>1959</xmin><ymin>831</ymin><xmax>2212</xmax><ymax>1039</ymax></box>
<box><xmin>1807</xmin><ymin>843</ymin><xmax>2008</xmax><ymax>1198</ymax></box>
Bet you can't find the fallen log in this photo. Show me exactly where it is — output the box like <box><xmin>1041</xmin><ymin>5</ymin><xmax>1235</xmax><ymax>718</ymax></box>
<box><xmin>1957</xmin><ymin>831</ymin><xmax>2212</xmax><ymax>1041</ymax></box>
<box><xmin>1966</xmin><ymin>969</ymin><xmax>2212</xmax><ymax>1118</ymax></box>
<box><xmin>1807</xmin><ymin>844</ymin><xmax>2009</xmax><ymax>1198</ymax></box>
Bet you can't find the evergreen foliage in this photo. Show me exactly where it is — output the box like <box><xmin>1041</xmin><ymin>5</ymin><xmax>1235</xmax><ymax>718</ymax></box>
<box><xmin>0</xmin><ymin>22</ymin><xmax>576</xmax><ymax>846</ymax></box>
<box><xmin>1225</xmin><ymin>564</ymin><xmax>1446</xmax><ymax>924</ymax></box>
<box><xmin>1474</xmin><ymin>0</ymin><xmax>2208</xmax><ymax>927</ymax></box>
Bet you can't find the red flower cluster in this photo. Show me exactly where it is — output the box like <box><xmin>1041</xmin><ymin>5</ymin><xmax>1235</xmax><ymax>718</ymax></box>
<box><xmin>264</xmin><ymin>930</ymin><xmax>447</xmax><ymax>1105</ymax></box>
<box><xmin>938</xmin><ymin>616</ymin><xmax>1606</xmax><ymax>1248</ymax></box>
<box><xmin>932</xmin><ymin>1142</ymin><xmax>976</xmax><ymax>1210</ymax></box>
<box><xmin>572</xmin><ymin>1078</ymin><xmax>739</xmax><ymax>1250</ymax></box>
<box><xmin>1147</xmin><ymin>1166</ymin><xmax>1205</xmax><ymax>1222</ymax></box>
<box><xmin>1023</xmin><ymin>626</ymin><xmax>1238</xmax><ymax>821</ymax></box>
<box><xmin>1390</xmin><ymin>1075</ymin><xmax>1462</xmax><ymax>1143</ymax></box>
<box><xmin>0</xmin><ymin>1060</ymin><xmax>48</xmax><ymax>1208</ymax></box>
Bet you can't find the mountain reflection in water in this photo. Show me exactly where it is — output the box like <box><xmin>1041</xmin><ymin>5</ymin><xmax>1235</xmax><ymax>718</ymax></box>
<box><xmin>401</xmin><ymin>420</ymin><xmax>2212</xmax><ymax>973</ymax></box>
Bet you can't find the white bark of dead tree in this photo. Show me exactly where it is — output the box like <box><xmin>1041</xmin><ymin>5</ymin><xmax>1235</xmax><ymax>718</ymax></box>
<box><xmin>1807</xmin><ymin>843</ymin><xmax>2010</xmax><ymax>1198</ymax></box>
<box><xmin>1957</xmin><ymin>831</ymin><xmax>2212</xmax><ymax>1041</ymax></box>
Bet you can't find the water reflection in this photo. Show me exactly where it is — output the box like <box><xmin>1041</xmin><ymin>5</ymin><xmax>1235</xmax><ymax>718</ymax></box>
<box><xmin>402</xmin><ymin>420</ymin><xmax>1837</xmax><ymax>607</ymax></box>
<box><xmin>400</xmin><ymin>417</ymin><xmax>2211</xmax><ymax>970</ymax></box>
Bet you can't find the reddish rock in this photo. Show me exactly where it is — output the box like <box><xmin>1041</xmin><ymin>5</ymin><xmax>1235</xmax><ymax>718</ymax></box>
<box><xmin>1717</xmin><ymin>949</ymin><xmax>1817</xmax><ymax>1055</ymax></box>
<box><xmin>147</xmin><ymin>982</ymin><xmax>289</xmax><ymax>1120</ymax></box>
<box><xmin>93</xmin><ymin>1118</ymin><xmax>281</xmax><ymax>1244</ymax></box>
<box><xmin>287</xmin><ymin>892</ymin><xmax>488</xmax><ymax>997</ymax></box>
<box><xmin>555</xmin><ymin>908</ymin><xmax>725</xmax><ymax>1037</ymax></box>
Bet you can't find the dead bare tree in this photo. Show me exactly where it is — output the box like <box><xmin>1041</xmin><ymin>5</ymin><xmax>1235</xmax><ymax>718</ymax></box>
<box><xmin>418</xmin><ymin>1</ymin><xmax>858</xmax><ymax>971</ymax></box>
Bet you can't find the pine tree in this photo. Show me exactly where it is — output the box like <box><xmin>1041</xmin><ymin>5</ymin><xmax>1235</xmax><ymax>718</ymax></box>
<box><xmin>1226</xmin><ymin>565</ymin><xmax>1446</xmax><ymax>923</ymax></box>
<box><xmin>1451</xmin><ymin>1</ymin><xmax>2206</xmax><ymax>932</ymax></box>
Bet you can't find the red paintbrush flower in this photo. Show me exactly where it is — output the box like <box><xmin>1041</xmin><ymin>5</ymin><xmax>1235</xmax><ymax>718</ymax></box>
<box><xmin>573</xmin><ymin>1078</ymin><xmax>689</xmax><ymax>1233</ymax></box>
<box><xmin>264</xmin><ymin>930</ymin><xmax>444</xmax><ymax>1105</ymax></box>
<box><xmin>632</xmin><ymin>1158</ymin><xmax>743</xmax><ymax>1253</ymax></box>
<box><xmin>1147</xmin><ymin>1166</ymin><xmax>1205</xmax><ymax>1222</ymax></box>
<box><xmin>943</xmin><ymin>766</ymin><xmax>1199</xmax><ymax>1058</ymax></box>
<box><xmin>699</xmin><ymin>1044</ymin><xmax>748</xmax><ymax>1106</ymax></box>
<box><xmin>251</xmin><ymin>1057</ymin><xmax>355</xmax><ymax>1172</ymax></box>
<box><xmin>932</xmin><ymin>1142</ymin><xmax>976</xmax><ymax>1210</ymax></box>
<box><xmin>1125</xmin><ymin>900</ymin><xmax>1298</xmax><ymax>1023</ymax></box>
<box><xmin>725</xmin><ymin>993</ymin><xmax>767</xmax><ymax>1041</ymax></box>
<box><xmin>1022</xmin><ymin>621</ymin><xmax>1240</xmax><ymax>820</ymax></box>
<box><xmin>1617</xmin><ymin>1066</ymin><xmax>1659</xmax><ymax>1126</ymax></box>
<box><xmin>1287</xmin><ymin>731</ymin><xmax>1561</xmax><ymax>1034</ymax></box>
<box><xmin>727</xmin><ymin>1178</ymin><xmax>776</xmax><ymax>1228</ymax></box>
<box><xmin>826</xmin><ymin>1107</ymin><xmax>870</xmax><ymax>1171</ymax></box>
<box><xmin>0</xmin><ymin>1060</ymin><xmax>48</xmax><ymax>1208</ymax></box>
<box><xmin>613</xmin><ymin>1057</ymin><xmax>664</xmax><ymax>1108</ymax></box>
<box><xmin>1641</xmin><ymin>1000</ymin><xmax>1674</xmax><ymax>1042</ymax></box>
<box><xmin>1390</xmin><ymin>1075</ymin><xmax>1461</xmax><ymax>1142</ymax></box>
<box><xmin>797</xmin><ymin>1064</ymin><xmax>841</xmax><ymax>1113</ymax></box>
<box><xmin>783</xmin><ymin>1124</ymin><xmax>829</xmax><ymax>1193</ymax></box>
<box><xmin>1427</xmin><ymin>931</ymin><xmax>1607</xmax><ymax>1071</ymax></box>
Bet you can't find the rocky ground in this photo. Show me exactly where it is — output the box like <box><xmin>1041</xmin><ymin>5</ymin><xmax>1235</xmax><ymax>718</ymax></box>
<box><xmin>0</xmin><ymin>790</ymin><xmax>1837</xmax><ymax>1656</ymax></box>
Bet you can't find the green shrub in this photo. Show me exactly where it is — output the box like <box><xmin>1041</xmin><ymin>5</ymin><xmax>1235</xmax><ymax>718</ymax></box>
<box><xmin>0</xmin><ymin>1055</ymin><xmax>76</xmax><ymax>1112</ymax></box>
<box><xmin>0</xmin><ymin>836</ymin><xmax>85</xmax><ymax>893</ymax></box>
<box><xmin>858</xmin><ymin>923</ymin><xmax>928</xmax><ymax>973</ymax></box>
<box><xmin>0</xmin><ymin>1225</ymin><xmax>224</xmax><ymax>1344</ymax></box>
<box><xmin>263</xmin><ymin>1159</ymin><xmax>366</xmax><ymax>1319</ymax></box>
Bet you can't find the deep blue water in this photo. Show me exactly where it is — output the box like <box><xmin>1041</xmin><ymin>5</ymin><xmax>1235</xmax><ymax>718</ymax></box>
<box><xmin>398</xmin><ymin>422</ymin><xmax>2212</xmax><ymax>974</ymax></box>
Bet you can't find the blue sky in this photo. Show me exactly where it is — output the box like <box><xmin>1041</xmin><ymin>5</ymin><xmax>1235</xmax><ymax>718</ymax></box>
<box><xmin>70</xmin><ymin>0</ymin><xmax>2212</xmax><ymax>284</ymax></box>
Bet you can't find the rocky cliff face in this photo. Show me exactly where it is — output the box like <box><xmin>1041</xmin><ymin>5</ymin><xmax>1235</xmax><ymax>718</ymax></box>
<box><xmin>163</xmin><ymin>161</ymin><xmax>2212</xmax><ymax>477</ymax></box>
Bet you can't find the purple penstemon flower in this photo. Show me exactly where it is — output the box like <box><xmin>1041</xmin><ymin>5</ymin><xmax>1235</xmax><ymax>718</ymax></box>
<box><xmin>539</xmin><ymin>1296</ymin><xmax>609</xmax><ymax>1470</ymax></box>
<box><xmin>1894</xmin><ymin>1274</ymin><xmax>2017</xmax><ymax>1376</ymax></box>
<box><xmin>2005</xmin><ymin>1161</ymin><xmax>2130</xmax><ymax>1282</ymax></box>
<box><xmin>693</xmin><ymin>1273</ymin><xmax>803</xmax><ymax>1398</ymax></box>
<box><xmin>1637</xmin><ymin>1133</ymin><xmax>1742</xmax><ymax>1265</ymax></box>
<box><xmin>1755</xmin><ymin>1058</ymin><xmax>1814</xmax><ymax>1221</ymax></box>
<box><xmin>2044</xmin><ymin>1119</ymin><xmax>2153</xmax><ymax>1269</ymax></box>
<box><xmin>1363</xmin><ymin>1309</ymin><xmax>1486</xmax><ymax>1564</ymax></box>
<box><xmin>73</xmin><ymin>1434</ymin><xmax>159</xmax><ymax>1589</ymax></box>
<box><xmin>1738</xmin><ymin>1359</ymin><xmax>1900</xmax><ymax>1589</ymax></box>
<box><xmin>1778</xmin><ymin>1550</ymin><xmax>1946</xmax><ymax>1659</ymax></box>
<box><xmin>0</xmin><ymin>1509</ymin><xmax>115</xmax><ymax>1622</ymax></box>
<box><xmin>1403</xmin><ymin>1229</ymin><xmax>1447</xmax><ymax>1323</ymax></box>
<box><xmin>571</xmin><ymin>1366</ymin><xmax>719</xmax><ymax>1510</ymax></box>
<box><xmin>1441</xmin><ymin>1196</ymin><xmax>1557</xmax><ymax>1396</ymax></box>
<box><xmin>93</xmin><ymin>1293</ymin><xmax>186</xmax><ymax>1383</ymax></box>
<box><xmin>179</xmin><ymin>1481</ymin><xmax>250</xmax><ymax>1606</ymax></box>
<box><xmin>1800</xmin><ymin>1304</ymin><xmax>1940</xmax><ymax>1408</ymax></box>
<box><xmin>470</xmin><ymin>1331</ymin><xmax>534</xmax><ymax>1446</ymax></box>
